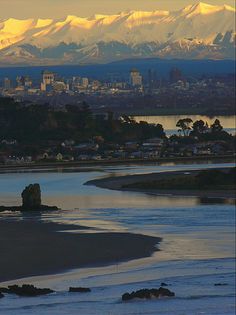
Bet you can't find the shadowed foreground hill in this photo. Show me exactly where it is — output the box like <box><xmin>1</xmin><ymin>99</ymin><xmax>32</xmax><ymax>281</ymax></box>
<box><xmin>0</xmin><ymin>220</ymin><xmax>160</xmax><ymax>282</ymax></box>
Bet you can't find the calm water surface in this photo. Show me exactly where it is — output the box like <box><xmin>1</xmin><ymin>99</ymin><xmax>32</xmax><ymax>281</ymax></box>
<box><xmin>133</xmin><ymin>115</ymin><xmax>236</xmax><ymax>135</ymax></box>
<box><xmin>0</xmin><ymin>161</ymin><xmax>235</xmax><ymax>315</ymax></box>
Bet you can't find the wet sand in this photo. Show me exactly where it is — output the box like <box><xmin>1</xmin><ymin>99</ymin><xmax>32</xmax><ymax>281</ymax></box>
<box><xmin>87</xmin><ymin>169</ymin><xmax>236</xmax><ymax>199</ymax></box>
<box><xmin>0</xmin><ymin>220</ymin><xmax>160</xmax><ymax>283</ymax></box>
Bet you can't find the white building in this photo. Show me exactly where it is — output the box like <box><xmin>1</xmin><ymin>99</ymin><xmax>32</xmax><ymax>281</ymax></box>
<box><xmin>41</xmin><ymin>70</ymin><xmax>55</xmax><ymax>91</ymax></box>
<box><xmin>130</xmin><ymin>68</ymin><xmax>142</xmax><ymax>87</ymax></box>
<box><xmin>3</xmin><ymin>77</ymin><xmax>11</xmax><ymax>90</ymax></box>
<box><xmin>81</xmin><ymin>77</ymin><xmax>89</xmax><ymax>88</ymax></box>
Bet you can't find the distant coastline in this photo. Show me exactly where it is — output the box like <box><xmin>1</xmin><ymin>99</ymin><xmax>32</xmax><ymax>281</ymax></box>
<box><xmin>0</xmin><ymin>155</ymin><xmax>234</xmax><ymax>173</ymax></box>
<box><xmin>87</xmin><ymin>167</ymin><xmax>236</xmax><ymax>199</ymax></box>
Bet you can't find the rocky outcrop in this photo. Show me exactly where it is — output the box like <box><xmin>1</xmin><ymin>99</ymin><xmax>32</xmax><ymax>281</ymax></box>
<box><xmin>161</xmin><ymin>282</ymin><xmax>169</xmax><ymax>287</ymax></box>
<box><xmin>0</xmin><ymin>183</ymin><xmax>59</xmax><ymax>212</ymax></box>
<box><xmin>0</xmin><ymin>287</ymin><xmax>9</xmax><ymax>293</ymax></box>
<box><xmin>69</xmin><ymin>287</ymin><xmax>91</xmax><ymax>293</ymax></box>
<box><xmin>22</xmin><ymin>184</ymin><xmax>41</xmax><ymax>209</ymax></box>
<box><xmin>0</xmin><ymin>284</ymin><xmax>54</xmax><ymax>297</ymax></box>
<box><xmin>122</xmin><ymin>287</ymin><xmax>175</xmax><ymax>301</ymax></box>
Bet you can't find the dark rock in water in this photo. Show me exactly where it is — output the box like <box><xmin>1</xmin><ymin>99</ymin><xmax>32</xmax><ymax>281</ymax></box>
<box><xmin>0</xmin><ymin>183</ymin><xmax>59</xmax><ymax>212</ymax></box>
<box><xmin>0</xmin><ymin>287</ymin><xmax>9</xmax><ymax>293</ymax></box>
<box><xmin>122</xmin><ymin>287</ymin><xmax>175</xmax><ymax>301</ymax></box>
<box><xmin>69</xmin><ymin>287</ymin><xmax>91</xmax><ymax>293</ymax></box>
<box><xmin>3</xmin><ymin>284</ymin><xmax>54</xmax><ymax>296</ymax></box>
<box><xmin>161</xmin><ymin>282</ymin><xmax>169</xmax><ymax>287</ymax></box>
<box><xmin>0</xmin><ymin>292</ymin><xmax>4</xmax><ymax>298</ymax></box>
<box><xmin>214</xmin><ymin>283</ymin><xmax>228</xmax><ymax>286</ymax></box>
<box><xmin>22</xmin><ymin>184</ymin><xmax>41</xmax><ymax>209</ymax></box>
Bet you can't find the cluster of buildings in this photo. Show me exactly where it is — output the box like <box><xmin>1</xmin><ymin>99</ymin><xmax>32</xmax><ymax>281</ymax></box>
<box><xmin>0</xmin><ymin>136</ymin><xmax>233</xmax><ymax>166</ymax></box>
<box><xmin>1</xmin><ymin>66</ymin><xmax>204</xmax><ymax>99</ymax></box>
<box><xmin>0</xmin><ymin>68</ymin><xmax>145</xmax><ymax>98</ymax></box>
<box><xmin>1</xmin><ymin>68</ymin><xmax>232</xmax><ymax>98</ymax></box>
<box><xmin>1</xmin><ymin>68</ymin><xmax>233</xmax><ymax>113</ymax></box>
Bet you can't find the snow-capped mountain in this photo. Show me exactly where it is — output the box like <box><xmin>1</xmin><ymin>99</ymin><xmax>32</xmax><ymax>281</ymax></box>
<box><xmin>0</xmin><ymin>2</ymin><xmax>235</xmax><ymax>65</ymax></box>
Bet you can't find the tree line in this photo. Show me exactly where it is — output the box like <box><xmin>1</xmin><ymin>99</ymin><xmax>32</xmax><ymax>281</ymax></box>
<box><xmin>0</xmin><ymin>98</ymin><xmax>234</xmax><ymax>146</ymax></box>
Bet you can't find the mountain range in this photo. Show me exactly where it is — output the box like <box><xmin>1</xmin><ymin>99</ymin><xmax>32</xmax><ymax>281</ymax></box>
<box><xmin>0</xmin><ymin>2</ymin><xmax>235</xmax><ymax>66</ymax></box>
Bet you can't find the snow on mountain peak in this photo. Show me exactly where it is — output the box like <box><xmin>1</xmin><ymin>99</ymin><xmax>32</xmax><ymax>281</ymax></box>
<box><xmin>2</xmin><ymin>18</ymin><xmax>34</xmax><ymax>35</ymax></box>
<box><xmin>0</xmin><ymin>2</ymin><xmax>235</xmax><ymax>63</ymax></box>
<box><xmin>182</xmin><ymin>2</ymin><xmax>234</xmax><ymax>18</ymax></box>
<box><xmin>35</xmin><ymin>19</ymin><xmax>53</xmax><ymax>29</ymax></box>
<box><xmin>223</xmin><ymin>4</ymin><xmax>236</xmax><ymax>12</ymax></box>
<box><xmin>125</xmin><ymin>10</ymin><xmax>169</xmax><ymax>28</ymax></box>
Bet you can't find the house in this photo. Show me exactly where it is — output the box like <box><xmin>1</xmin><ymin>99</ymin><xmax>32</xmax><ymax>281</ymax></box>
<box><xmin>77</xmin><ymin>154</ymin><xmax>90</xmax><ymax>161</ymax></box>
<box><xmin>61</xmin><ymin>140</ymin><xmax>75</xmax><ymax>147</ymax></box>
<box><xmin>129</xmin><ymin>151</ymin><xmax>143</xmax><ymax>159</ymax></box>
<box><xmin>56</xmin><ymin>153</ymin><xmax>63</xmax><ymax>161</ymax></box>
<box><xmin>125</xmin><ymin>142</ymin><xmax>139</xmax><ymax>150</ymax></box>
<box><xmin>75</xmin><ymin>143</ymin><xmax>99</xmax><ymax>152</ymax></box>
<box><xmin>1</xmin><ymin>139</ymin><xmax>17</xmax><ymax>145</ymax></box>
<box><xmin>42</xmin><ymin>152</ymin><xmax>49</xmax><ymax>159</ymax></box>
<box><xmin>91</xmin><ymin>155</ymin><xmax>102</xmax><ymax>161</ymax></box>
<box><xmin>4</xmin><ymin>156</ymin><xmax>32</xmax><ymax>165</ymax></box>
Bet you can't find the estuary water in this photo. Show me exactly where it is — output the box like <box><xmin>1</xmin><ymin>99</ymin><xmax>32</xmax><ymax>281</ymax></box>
<box><xmin>133</xmin><ymin>115</ymin><xmax>236</xmax><ymax>135</ymax></box>
<box><xmin>0</xmin><ymin>161</ymin><xmax>235</xmax><ymax>315</ymax></box>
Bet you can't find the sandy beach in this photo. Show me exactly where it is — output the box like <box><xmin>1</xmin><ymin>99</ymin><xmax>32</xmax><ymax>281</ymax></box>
<box><xmin>0</xmin><ymin>220</ymin><xmax>160</xmax><ymax>283</ymax></box>
<box><xmin>87</xmin><ymin>168</ymin><xmax>236</xmax><ymax>199</ymax></box>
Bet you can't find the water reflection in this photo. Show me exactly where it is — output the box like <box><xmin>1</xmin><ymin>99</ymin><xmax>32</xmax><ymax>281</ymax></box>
<box><xmin>0</xmin><ymin>162</ymin><xmax>235</xmax><ymax>262</ymax></box>
<box><xmin>0</xmin><ymin>161</ymin><xmax>234</xmax><ymax>218</ymax></box>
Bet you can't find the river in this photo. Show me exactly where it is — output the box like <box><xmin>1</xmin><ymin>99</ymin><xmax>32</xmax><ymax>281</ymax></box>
<box><xmin>0</xmin><ymin>161</ymin><xmax>235</xmax><ymax>315</ymax></box>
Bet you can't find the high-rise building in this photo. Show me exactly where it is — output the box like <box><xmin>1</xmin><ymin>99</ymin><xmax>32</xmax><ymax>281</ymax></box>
<box><xmin>169</xmin><ymin>67</ymin><xmax>182</xmax><ymax>83</ymax></box>
<box><xmin>41</xmin><ymin>70</ymin><xmax>55</xmax><ymax>91</ymax></box>
<box><xmin>24</xmin><ymin>76</ymin><xmax>33</xmax><ymax>88</ymax></box>
<box><xmin>42</xmin><ymin>70</ymin><xmax>55</xmax><ymax>85</ymax></box>
<box><xmin>148</xmin><ymin>69</ymin><xmax>157</xmax><ymax>89</ymax></box>
<box><xmin>3</xmin><ymin>77</ymin><xmax>11</xmax><ymax>90</ymax></box>
<box><xmin>130</xmin><ymin>68</ymin><xmax>142</xmax><ymax>87</ymax></box>
<box><xmin>81</xmin><ymin>77</ymin><xmax>89</xmax><ymax>88</ymax></box>
<box><xmin>16</xmin><ymin>76</ymin><xmax>25</xmax><ymax>87</ymax></box>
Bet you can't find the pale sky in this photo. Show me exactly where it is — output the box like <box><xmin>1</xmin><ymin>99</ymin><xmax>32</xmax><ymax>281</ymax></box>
<box><xmin>0</xmin><ymin>0</ymin><xmax>235</xmax><ymax>19</ymax></box>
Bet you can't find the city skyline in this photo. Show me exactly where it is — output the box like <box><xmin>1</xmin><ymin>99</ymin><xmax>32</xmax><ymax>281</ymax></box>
<box><xmin>0</xmin><ymin>0</ymin><xmax>235</xmax><ymax>19</ymax></box>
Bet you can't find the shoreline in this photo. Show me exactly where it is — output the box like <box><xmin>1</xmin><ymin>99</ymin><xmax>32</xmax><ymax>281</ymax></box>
<box><xmin>0</xmin><ymin>155</ymin><xmax>234</xmax><ymax>173</ymax></box>
<box><xmin>0</xmin><ymin>220</ymin><xmax>160</xmax><ymax>283</ymax></box>
<box><xmin>87</xmin><ymin>168</ymin><xmax>236</xmax><ymax>199</ymax></box>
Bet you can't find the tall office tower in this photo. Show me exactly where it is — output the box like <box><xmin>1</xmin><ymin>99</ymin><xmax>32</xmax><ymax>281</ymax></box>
<box><xmin>3</xmin><ymin>77</ymin><xmax>11</xmax><ymax>90</ymax></box>
<box><xmin>41</xmin><ymin>70</ymin><xmax>55</xmax><ymax>91</ymax></box>
<box><xmin>16</xmin><ymin>76</ymin><xmax>25</xmax><ymax>87</ymax></box>
<box><xmin>169</xmin><ymin>67</ymin><xmax>182</xmax><ymax>83</ymax></box>
<box><xmin>81</xmin><ymin>77</ymin><xmax>89</xmax><ymax>88</ymax></box>
<box><xmin>24</xmin><ymin>76</ymin><xmax>33</xmax><ymax>88</ymax></box>
<box><xmin>148</xmin><ymin>69</ymin><xmax>157</xmax><ymax>89</ymax></box>
<box><xmin>130</xmin><ymin>68</ymin><xmax>143</xmax><ymax>87</ymax></box>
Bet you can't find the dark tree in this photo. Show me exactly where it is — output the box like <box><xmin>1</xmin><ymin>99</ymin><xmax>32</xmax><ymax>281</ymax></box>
<box><xmin>192</xmin><ymin>120</ymin><xmax>207</xmax><ymax>134</ymax></box>
<box><xmin>176</xmin><ymin>118</ymin><xmax>193</xmax><ymax>136</ymax></box>
<box><xmin>211</xmin><ymin>119</ymin><xmax>223</xmax><ymax>133</ymax></box>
